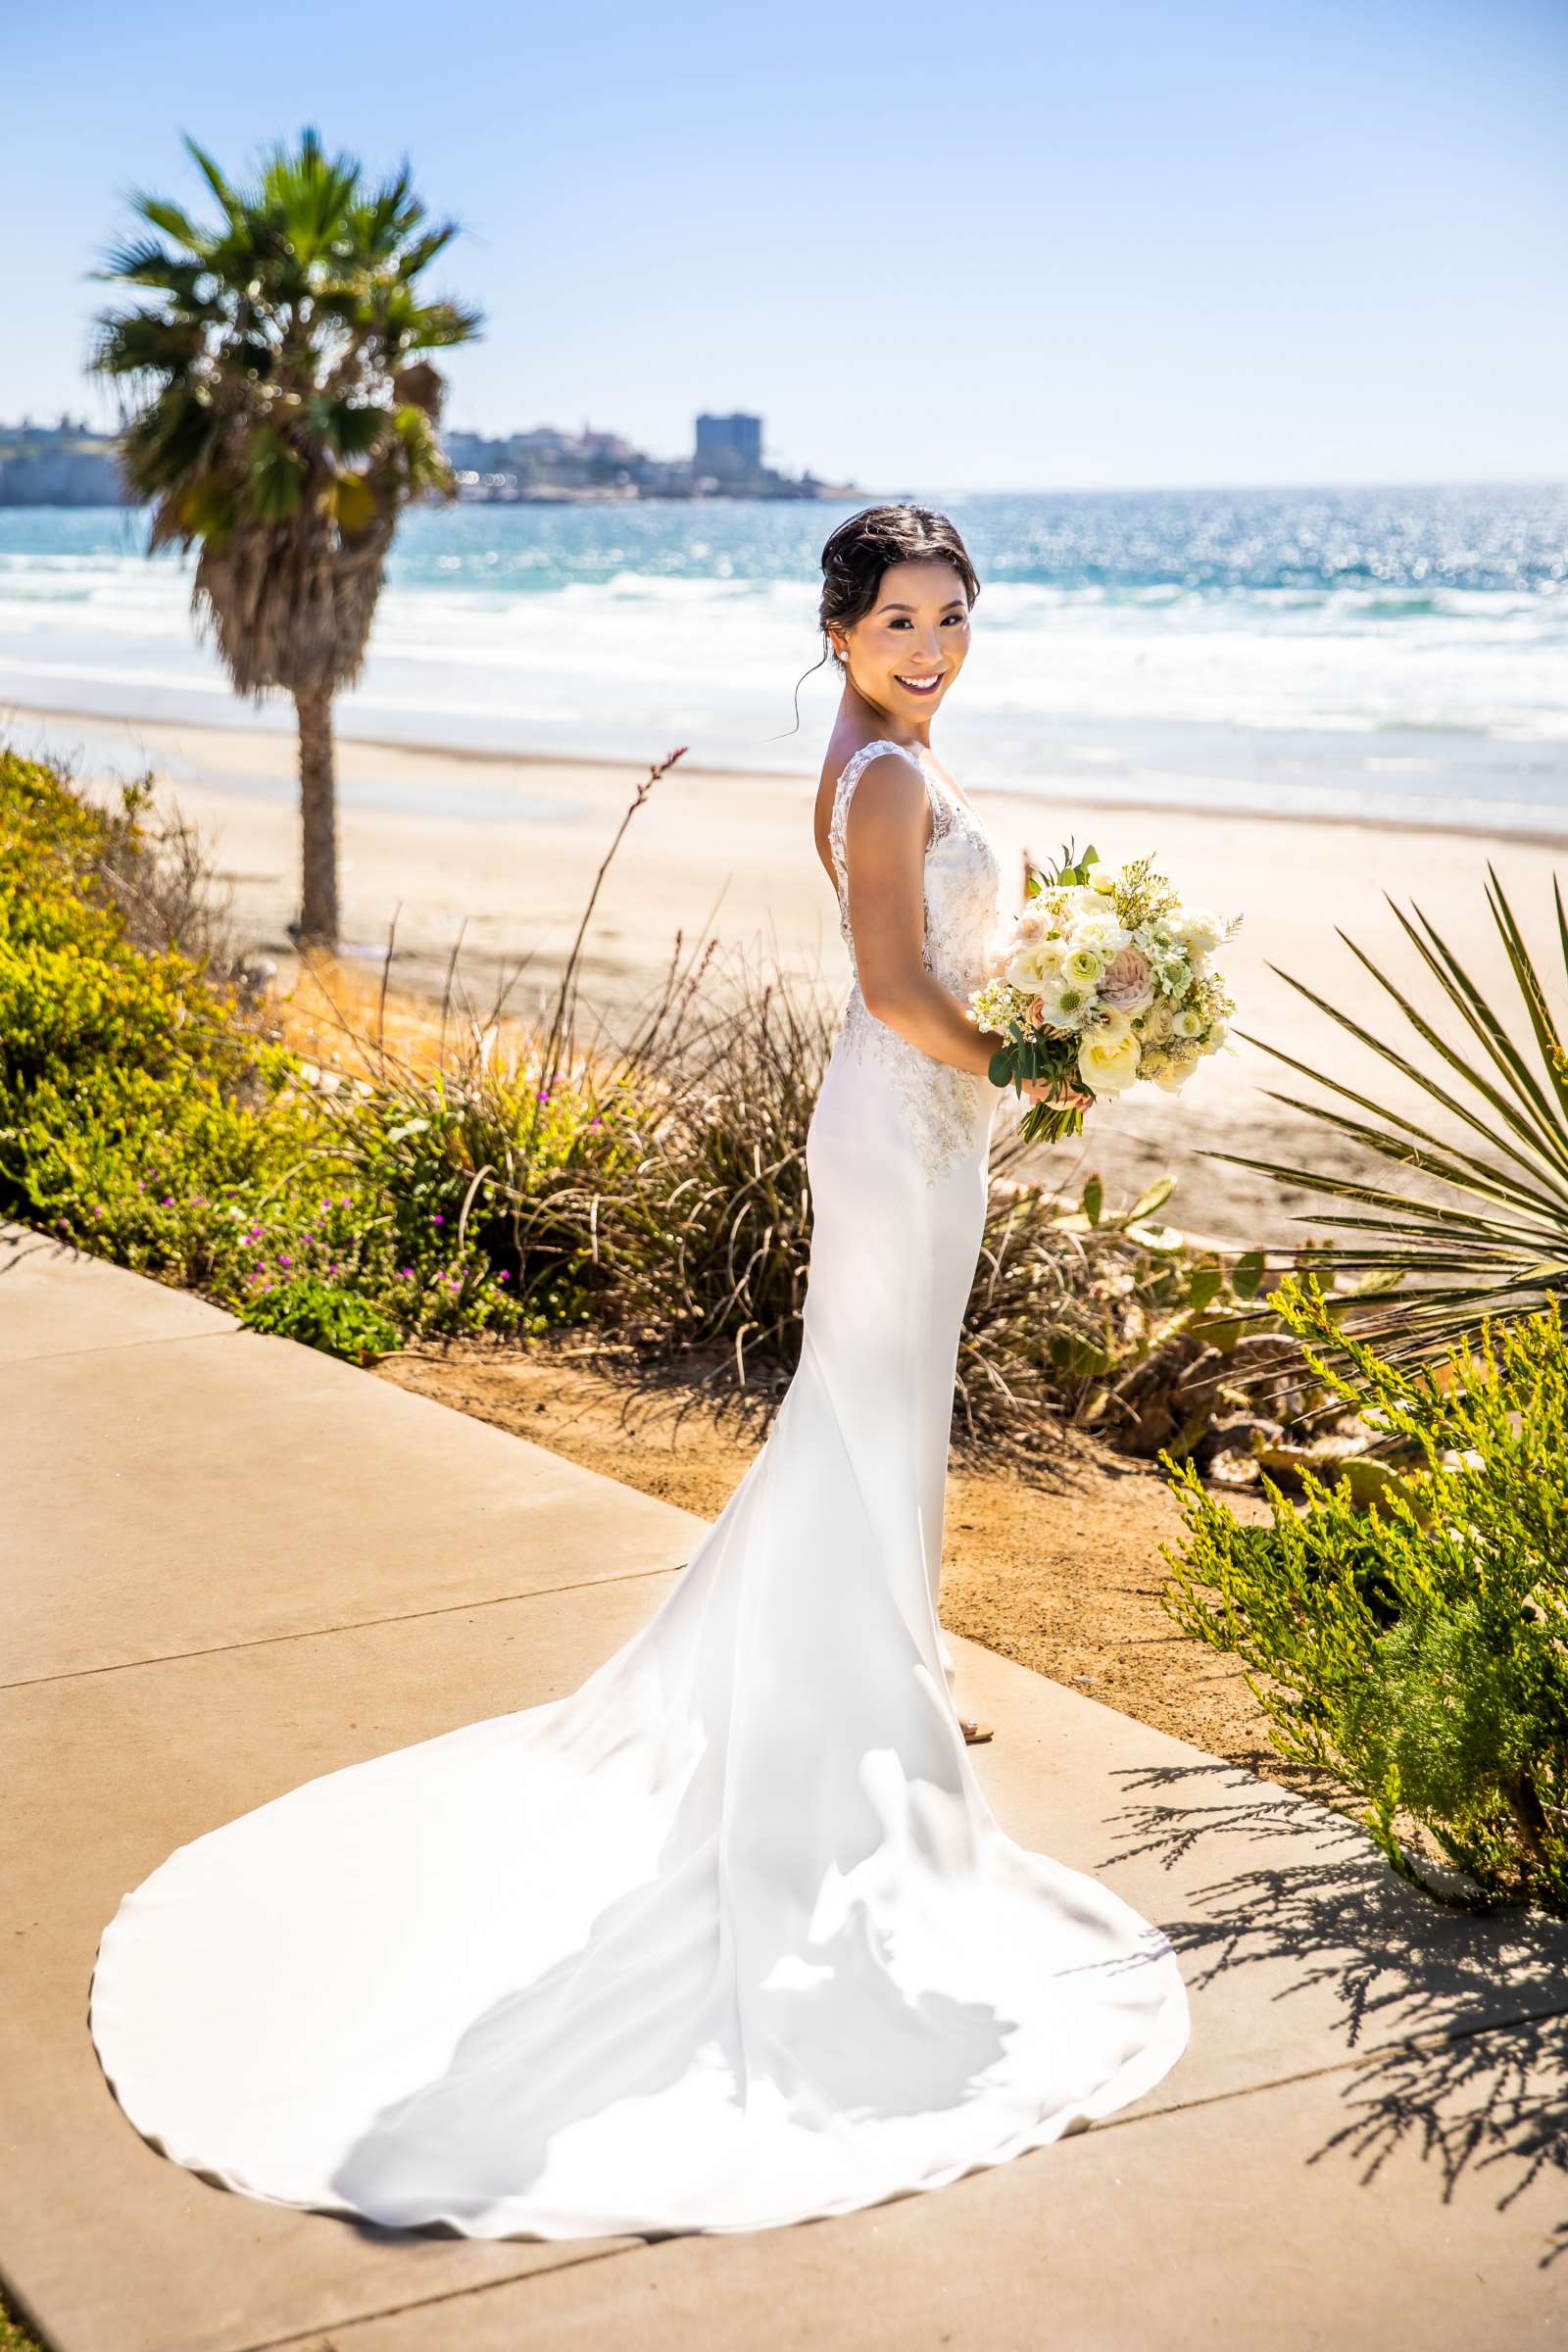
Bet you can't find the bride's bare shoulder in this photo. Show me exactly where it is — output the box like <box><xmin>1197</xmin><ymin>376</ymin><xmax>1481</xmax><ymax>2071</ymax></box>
<box><xmin>813</xmin><ymin>739</ymin><xmax>927</xmax><ymax>884</ymax></box>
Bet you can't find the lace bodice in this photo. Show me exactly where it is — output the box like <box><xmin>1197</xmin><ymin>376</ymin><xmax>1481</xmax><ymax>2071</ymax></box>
<box><xmin>826</xmin><ymin>738</ymin><xmax>1004</xmax><ymax>1184</ymax></box>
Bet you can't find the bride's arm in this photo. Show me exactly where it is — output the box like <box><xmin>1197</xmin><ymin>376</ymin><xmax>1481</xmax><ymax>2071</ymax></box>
<box><xmin>842</xmin><ymin>755</ymin><xmax>1084</xmax><ymax>1114</ymax></box>
<box><xmin>842</xmin><ymin>756</ymin><xmax>1000</xmax><ymax>1077</ymax></box>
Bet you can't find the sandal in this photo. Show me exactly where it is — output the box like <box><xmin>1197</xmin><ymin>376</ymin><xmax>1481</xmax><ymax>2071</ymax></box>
<box><xmin>960</xmin><ymin>1717</ymin><xmax>995</xmax><ymax>1745</ymax></box>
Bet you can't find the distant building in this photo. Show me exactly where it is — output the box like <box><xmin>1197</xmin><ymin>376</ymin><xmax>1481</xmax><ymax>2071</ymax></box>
<box><xmin>694</xmin><ymin>412</ymin><xmax>763</xmax><ymax>484</ymax></box>
<box><xmin>0</xmin><ymin>417</ymin><xmax>128</xmax><ymax>507</ymax></box>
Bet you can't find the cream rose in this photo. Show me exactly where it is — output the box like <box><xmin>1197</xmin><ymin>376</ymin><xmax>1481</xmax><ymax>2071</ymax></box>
<box><xmin>1078</xmin><ymin>1028</ymin><xmax>1141</xmax><ymax>1094</ymax></box>
<box><xmin>1005</xmin><ymin>945</ymin><xmax>1054</xmax><ymax>989</ymax></box>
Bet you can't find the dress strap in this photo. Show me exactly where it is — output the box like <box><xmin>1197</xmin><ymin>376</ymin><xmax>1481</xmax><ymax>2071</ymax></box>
<box><xmin>828</xmin><ymin>739</ymin><xmax>941</xmax><ymax>898</ymax></box>
<box><xmin>835</xmin><ymin>737</ymin><xmax>924</xmax><ymax>800</ymax></box>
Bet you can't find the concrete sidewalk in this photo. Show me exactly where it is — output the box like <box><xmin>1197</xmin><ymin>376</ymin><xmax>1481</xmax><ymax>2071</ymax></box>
<box><xmin>4</xmin><ymin>1218</ymin><xmax>1565</xmax><ymax>2352</ymax></box>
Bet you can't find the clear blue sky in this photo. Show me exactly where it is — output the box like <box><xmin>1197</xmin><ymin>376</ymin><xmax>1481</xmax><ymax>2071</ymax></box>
<box><xmin>5</xmin><ymin>0</ymin><xmax>1564</xmax><ymax>490</ymax></box>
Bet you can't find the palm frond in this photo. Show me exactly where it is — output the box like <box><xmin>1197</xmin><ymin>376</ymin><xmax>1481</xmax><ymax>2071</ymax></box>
<box><xmin>181</xmin><ymin>134</ymin><xmax>241</xmax><ymax>220</ymax></box>
<box><xmin>129</xmin><ymin>193</ymin><xmax>205</xmax><ymax>252</ymax></box>
<box><xmin>1207</xmin><ymin>872</ymin><xmax>1568</xmax><ymax>1372</ymax></box>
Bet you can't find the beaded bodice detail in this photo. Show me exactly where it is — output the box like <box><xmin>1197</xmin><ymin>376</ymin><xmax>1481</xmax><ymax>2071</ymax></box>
<box><xmin>826</xmin><ymin>738</ymin><xmax>1004</xmax><ymax>1185</ymax></box>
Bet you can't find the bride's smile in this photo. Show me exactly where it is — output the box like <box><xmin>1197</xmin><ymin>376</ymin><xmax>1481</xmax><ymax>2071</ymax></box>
<box><xmin>826</xmin><ymin>553</ymin><xmax>971</xmax><ymax>735</ymax></box>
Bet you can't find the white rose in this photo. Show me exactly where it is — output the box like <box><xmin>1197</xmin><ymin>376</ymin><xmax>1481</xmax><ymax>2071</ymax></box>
<box><xmin>1153</xmin><ymin>1054</ymin><xmax>1200</xmax><ymax>1092</ymax></box>
<box><xmin>1078</xmin><ymin>1028</ymin><xmax>1142</xmax><ymax>1094</ymax></box>
<box><xmin>1069</xmin><ymin>913</ymin><xmax>1130</xmax><ymax>957</ymax></box>
<box><xmin>1006</xmin><ymin>942</ymin><xmax>1060</xmax><ymax>989</ymax></box>
<box><xmin>1142</xmin><ymin>996</ymin><xmax>1176</xmax><ymax>1044</ymax></box>
<box><xmin>1087</xmin><ymin>1002</ymin><xmax>1133</xmax><ymax>1043</ymax></box>
<box><xmin>1089</xmin><ymin>864</ymin><xmax>1121</xmax><ymax>896</ymax></box>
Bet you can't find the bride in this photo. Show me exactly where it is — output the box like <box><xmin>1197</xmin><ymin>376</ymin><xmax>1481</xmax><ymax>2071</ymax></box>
<box><xmin>89</xmin><ymin>504</ymin><xmax>1189</xmax><ymax>2239</ymax></box>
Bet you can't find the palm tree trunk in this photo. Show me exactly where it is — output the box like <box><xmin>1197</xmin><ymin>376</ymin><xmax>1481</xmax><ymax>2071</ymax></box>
<box><xmin>294</xmin><ymin>683</ymin><xmax>339</xmax><ymax>952</ymax></box>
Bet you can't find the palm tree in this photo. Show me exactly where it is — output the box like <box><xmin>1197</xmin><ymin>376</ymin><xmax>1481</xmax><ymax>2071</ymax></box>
<box><xmin>93</xmin><ymin>129</ymin><xmax>481</xmax><ymax>951</ymax></box>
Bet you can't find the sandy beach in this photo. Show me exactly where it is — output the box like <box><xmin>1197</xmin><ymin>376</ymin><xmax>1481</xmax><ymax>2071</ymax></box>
<box><xmin>13</xmin><ymin>698</ymin><xmax>1564</xmax><ymax>1250</ymax></box>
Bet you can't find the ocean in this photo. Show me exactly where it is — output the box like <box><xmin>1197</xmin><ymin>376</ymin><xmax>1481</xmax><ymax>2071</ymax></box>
<box><xmin>1</xmin><ymin>483</ymin><xmax>1564</xmax><ymax>837</ymax></box>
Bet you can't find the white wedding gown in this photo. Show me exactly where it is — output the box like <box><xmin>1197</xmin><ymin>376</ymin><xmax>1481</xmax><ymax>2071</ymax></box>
<box><xmin>89</xmin><ymin>737</ymin><xmax>1189</xmax><ymax>2239</ymax></box>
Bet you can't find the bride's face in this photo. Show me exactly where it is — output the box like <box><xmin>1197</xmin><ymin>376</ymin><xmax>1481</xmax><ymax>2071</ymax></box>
<box><xmin>834</xmin><ymin>558</ymin><xmax>971</xmax><ymax>720</ymax></box>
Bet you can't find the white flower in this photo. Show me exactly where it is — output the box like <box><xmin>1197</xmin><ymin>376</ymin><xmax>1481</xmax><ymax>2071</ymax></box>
<box><xmin>1006</xmin><ymin>943</ymin><xmax>1058</xmax><ymax>989</ymax></box>
<box><xmin>1153</xmin><ymin>1054</ymin><xmax>1200</xmax><ymax>1092</ymax></box>
<box><xmin>1175</xmin><ymin>1006</ymin><xmax>1205</xmax><ymax>1041</ymax></box>
<box><xmin>1089</xmin><ymin>864</ymin><xmax>1121</xmax><ymax>896</ymax></box>
<box><xmin>1041</xmin><ymin>983</ymin><xmax>1092</xmax><ymax>1032</ymax></box>
<box><xmin>1141</xmin><ymin>996</ymin><xmax>1176</xmax><ymax>1044</ymax></box>
<box><xmin>1078</xmin><ymin>1028</ymin><xmax>1141</xmax><ymax>1094</ymax></box>
<box><xmin>1064</xmin><ymin>945</ymin><xmax>1104</xmax><ymax>986</ymax></box>
<box><xmin>1086</xmin><ymin>1002</ymin><xmax>1133</xmax><ymax>1043</ymax></box>
<box><xmin>1069</xmin><ymin>912</ymin><xmax>1131</xmax><ymax>958</ymax></box>
<box><xmin>1172</xmin><ymin>906</ymin><xmax>1227</xmax><ymax>956</ymax></box>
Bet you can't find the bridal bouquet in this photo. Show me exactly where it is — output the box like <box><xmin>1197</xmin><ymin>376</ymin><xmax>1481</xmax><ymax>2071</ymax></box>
<box><xmin>968</xmin><ymin>844</ymin><xmax>1239</xmax><ymax>1144</ymax></box>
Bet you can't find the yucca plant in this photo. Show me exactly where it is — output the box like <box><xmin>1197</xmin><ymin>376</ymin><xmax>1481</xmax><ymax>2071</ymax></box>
<box><xmin>1211</xmin><ymin>868</ymin><xmax>1568</xmax><ymax>1373</ymax></box>
<box><xmin>93</xmin><ymin>128</ymin><xmax>481</xmax><ymax>950</ymax></box>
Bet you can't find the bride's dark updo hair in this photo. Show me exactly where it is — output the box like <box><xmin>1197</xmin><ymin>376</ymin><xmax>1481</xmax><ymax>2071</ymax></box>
<box><xmin>817</xmin><ymin>504</ymin><xmax>981</xmax><ymax>670</ymax></box>
<box><xmin>777</xmin><ymin>503</ymin><xmax>981</xmax><ymax>735</ymax></box>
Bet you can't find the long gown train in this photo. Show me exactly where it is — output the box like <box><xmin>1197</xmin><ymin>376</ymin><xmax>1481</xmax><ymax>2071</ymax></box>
<box><xmin>87</xmin><ymin>737</ymin><xmax>1189</xmax><ymax>2238</ymax></box>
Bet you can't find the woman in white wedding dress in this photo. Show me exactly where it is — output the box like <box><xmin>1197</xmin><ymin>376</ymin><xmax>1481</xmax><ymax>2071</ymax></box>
<box><xmin>89</xmin><ymin>504</ymin><xmax>1189</xmax><ymax>2239</ymax></box>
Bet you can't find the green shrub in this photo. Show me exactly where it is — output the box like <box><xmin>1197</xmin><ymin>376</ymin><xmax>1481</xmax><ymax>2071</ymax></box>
<box><xmin>0</xmin><ymin>749</ymin><xmax>516</xmax><ymax>1349</ymax></box>
<box><xmin>239</xmin><ymin>1274</ymin><xmax>403</xmax><ymax>1361</ymax></box>
<box><xmin>1162</xmin><ymin>1276</ymin><xmax>1568</xmax><ymax>1912</ymax></box>
<box><xmin>0</xmin><ymin>741</ymin><xmax>1307</xmax><ymax>1454</ymax></box>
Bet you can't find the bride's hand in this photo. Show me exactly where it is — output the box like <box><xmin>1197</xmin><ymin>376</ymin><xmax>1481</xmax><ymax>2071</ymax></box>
<box><xmin>1021</xmin><ymin>1074</ymin><xmax>1094</xmax><ymax>1113</ymax></box>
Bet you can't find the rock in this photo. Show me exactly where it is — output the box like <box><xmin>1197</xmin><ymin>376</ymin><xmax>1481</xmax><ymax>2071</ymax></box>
<box><xmin>1207</xmin><ymin>1448</ymin><xmax>1261</xmax><ymax>1488</ymax></box>
<box><xmin>1194</xmin><ymin>1413</ymin><xmax>1285</xmax><ymax>1467</ymax></box>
